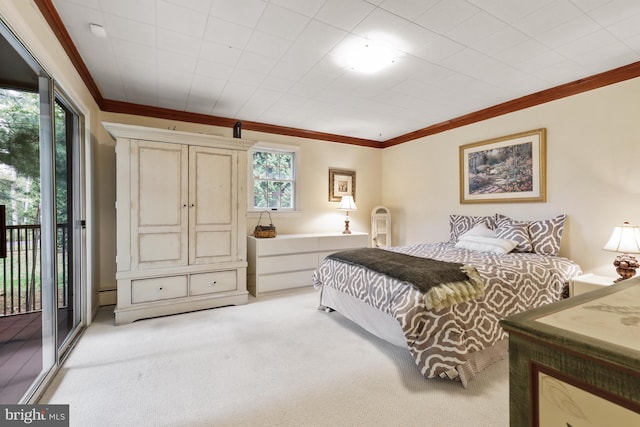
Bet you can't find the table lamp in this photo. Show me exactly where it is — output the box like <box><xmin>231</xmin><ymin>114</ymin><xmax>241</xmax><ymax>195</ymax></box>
<box><xmin>603</xmin><ymin>221</ymin><xmax>640</xmax><ymax>282</ymax></box>
<box><xmin>337</xmin><ymin>195</ymin><xmax>357</xmax><ymax>234</ymax></box>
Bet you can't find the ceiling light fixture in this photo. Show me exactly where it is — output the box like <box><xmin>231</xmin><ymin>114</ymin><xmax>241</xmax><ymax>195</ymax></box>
<box><xmin>336</xmin><ymin>34</ymin><xmax>403</xmax><ymax>74</ymax></box>
<box><xmin>89</xmin><ymin>23</ymin><xmax>107</xmax><ymax>38</ymax></box>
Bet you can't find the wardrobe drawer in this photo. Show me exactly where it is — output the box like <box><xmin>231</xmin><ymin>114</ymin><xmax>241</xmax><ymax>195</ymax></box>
<box><xmin>131</xmin><ymin>275</ymin><xmax>187</xmax><ymax>304</ymax></box>
<box><xmin>190</xmin><ymin>270</ymin><xmax>237</xmax><ymax>296</ymax></box>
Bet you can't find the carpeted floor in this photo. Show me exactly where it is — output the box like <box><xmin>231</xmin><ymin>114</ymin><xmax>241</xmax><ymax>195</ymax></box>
<box><xmin>40</xmin><ymin>288</ymin><xmax>509</xmax><ymax>426</ymax></box>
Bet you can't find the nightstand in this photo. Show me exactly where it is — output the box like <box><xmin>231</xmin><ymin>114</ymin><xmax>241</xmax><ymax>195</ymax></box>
<box><xmin>570</xmin><ymin>273</ymin><xmax>616</xmax><ymax>296</ymax></box>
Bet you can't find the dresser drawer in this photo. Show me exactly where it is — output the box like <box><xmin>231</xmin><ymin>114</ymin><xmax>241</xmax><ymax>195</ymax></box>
<box><xmin>256</xmin><ymin>236</ymin><xmax>318</xmax><ymax>256</ymax></box>
<box><xmin>131</xmin><ymin>275</ymin><xmax>187</xmax><ymax>304</ymax></box>
<box><xmin>190</xmin><ymin>270</ymin><xmax>237</xmax><ymax>296</ymax></box>
<box><xmin>257</xmin><ymin>270</ymin><xmax>315</xmax><ymax>293</ymax></box>
<box><xmin>257</xmin><ymin>253</ymin><xmax>318</xmax><ymax>274</ymax></box>
<box><xmin>318</xmin><ymin>234</ymin><xmax>368</xmax><ymax>251</ymax></box>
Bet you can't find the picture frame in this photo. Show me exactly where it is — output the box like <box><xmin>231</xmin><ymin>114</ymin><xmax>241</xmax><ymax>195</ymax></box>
<box><xmin>329</xmin><ymin>169</ymin><xmax>356</xmax><ymax>202</ymax></box>
<box><xmin>459</xmin><ymin>128</ymin><xmax>546</xmax><ymax>204</ymax></box>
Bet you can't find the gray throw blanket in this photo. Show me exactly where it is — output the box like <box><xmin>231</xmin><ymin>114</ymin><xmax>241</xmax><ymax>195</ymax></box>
<box><xmin>327</xmin><ymin>248</ymin><xmax>485</xmax><ymax>311</ymax></box>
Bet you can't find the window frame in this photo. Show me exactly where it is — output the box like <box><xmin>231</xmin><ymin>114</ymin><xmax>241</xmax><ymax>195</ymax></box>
<box><xmin>248</xmin><ymin>142</ymin><xmax>300</xmax><ymax>213</ymax></box>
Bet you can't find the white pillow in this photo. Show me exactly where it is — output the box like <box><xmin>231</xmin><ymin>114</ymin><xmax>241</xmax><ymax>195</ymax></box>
<box><xmin>455</xmin><ymin>235</ymin><xmax>518</xmax><ymax>254</ymax></box>
<box><xmin>460</xmin><ymin>223</ymin><xmax>495</xmax><ymax>238</ymax></box>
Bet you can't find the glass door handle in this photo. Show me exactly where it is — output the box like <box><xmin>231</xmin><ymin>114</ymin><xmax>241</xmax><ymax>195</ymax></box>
<box><xmin>1</xmin><ymin>205</ymin><xmax>5</xmax><ymax>258</ymax></box>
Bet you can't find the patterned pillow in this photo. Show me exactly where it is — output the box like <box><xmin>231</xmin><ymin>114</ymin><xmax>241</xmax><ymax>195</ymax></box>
<box><xmin>495</xmin><ymin>217</ymin><xmax>533</xmax><ymax>252</ymax></box>
<box><xmin>529</xmin><ymin>214</ymin><xmax>567</xmax><ymax>256</ymax></box>
<box><xmin>449</xmin><ymin>214</ymin><xmax>497</xmax><ymax>242</ymax></box>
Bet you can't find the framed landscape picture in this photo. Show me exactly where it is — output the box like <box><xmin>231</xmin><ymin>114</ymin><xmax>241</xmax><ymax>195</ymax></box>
<box><xmin>459</xmin><ymin>128</ymin><xmax>546</xmax><ymax>204</ymax></box>
<box><xmin>329</xmin><ymin>169</ymin><xmax>356</xmax><ymax>202</ymax></box>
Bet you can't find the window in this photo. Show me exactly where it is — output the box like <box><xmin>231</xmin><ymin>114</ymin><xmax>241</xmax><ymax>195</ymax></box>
<box><xmin>250</xmin><ymin>145</ymin><xmax>297</xmax><ymax>211</ymax></box>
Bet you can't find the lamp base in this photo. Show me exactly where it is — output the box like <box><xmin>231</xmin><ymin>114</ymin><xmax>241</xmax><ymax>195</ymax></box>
<box><xmin>613</xmin><ymin>254</ymin><xmax>640</xmax><ymax>282</ymax></box>
<box><xmin>342</xmin><ymin>219</ymin><xmax>351</xmax><ymax>234</ymax></box>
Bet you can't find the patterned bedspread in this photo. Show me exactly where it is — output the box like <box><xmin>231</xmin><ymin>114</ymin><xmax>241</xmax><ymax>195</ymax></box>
<box><xmin>312</xmin><ymin>241</ymin><xmax>582</xmax><ymax>380</ymax></box>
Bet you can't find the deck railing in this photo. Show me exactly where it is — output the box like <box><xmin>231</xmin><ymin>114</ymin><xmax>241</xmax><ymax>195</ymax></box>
<box><xmin>0</xmin><ymin>224</ymin><xmax>69</xmax><ymax>316</ymax></box>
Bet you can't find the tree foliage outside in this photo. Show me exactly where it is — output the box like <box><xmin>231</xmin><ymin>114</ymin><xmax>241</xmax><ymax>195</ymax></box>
<box><xmin>252</xmin><ymin>149</ymin><xmax>294</xmax><ymax>209</ymax></box>
<box><xmin>0</xmin><ymin>88</ymin><xmax>40</xmax><ymax>225</ymax></box>
<box><xmin>1</xmin><ymin>87</ymin><xmax>71</xmax><ymax>312</ymax></box>
<box><xmin>0</xmin><ymin>88</ymin><xmax>68</xmax><ymax>225</ymax></box>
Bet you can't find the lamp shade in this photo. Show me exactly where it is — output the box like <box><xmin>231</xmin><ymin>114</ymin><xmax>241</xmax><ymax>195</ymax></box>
<box><xmin>337</xmin><ymin>195</ymin><xmax>357</xmax><ymax>211</ymax></box>
<box><xmin>603</xmin><ymin>222</ymin><xmax>640</xmax><ymax>253</ymax></box>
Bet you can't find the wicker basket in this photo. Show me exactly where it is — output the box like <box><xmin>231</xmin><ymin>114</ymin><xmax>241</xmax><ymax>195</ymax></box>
<box><xmin>253</xmin><ymin>211</ymin><xmax>277</xmax><ymax>238</ymax></box>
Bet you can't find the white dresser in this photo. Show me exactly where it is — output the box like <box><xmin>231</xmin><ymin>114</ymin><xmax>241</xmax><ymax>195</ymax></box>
<box><xmin>247</xmin><ymin>232</ymin><xmax>368</xmax><ymax>296</ymax></box>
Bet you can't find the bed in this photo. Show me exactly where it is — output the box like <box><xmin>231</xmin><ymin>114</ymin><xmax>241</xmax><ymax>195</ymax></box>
<box><xmin>312</xmin><ymin>214</ymin><xmax>583</xmax><ymax>387</ymax></box>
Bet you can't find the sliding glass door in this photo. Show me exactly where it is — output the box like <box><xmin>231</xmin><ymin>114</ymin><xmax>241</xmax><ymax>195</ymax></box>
<box><xmin>0</xmin><ymin>18</ymin><xmax>84</xmax><ymax>404</ymax></box>
<box><xmin>54</xmin><ymin>94</ymin><xmax>82</xmax><ymax>352</ymax></box>
<box><xmin>0</xmin><ymin>86</ymin><xmax>46</xmax><ymax>405</ymax></box>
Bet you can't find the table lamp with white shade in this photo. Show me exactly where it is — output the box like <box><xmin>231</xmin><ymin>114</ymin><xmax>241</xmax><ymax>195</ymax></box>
<box><xmin>603</xmin><ymin>221</ymin><xmax>640</xmax><ymax>282</ymax></box>
<box><xmin>337</xmin><ymin>195</ymin><xmax>357</xmax><ymax>234</ymax></box>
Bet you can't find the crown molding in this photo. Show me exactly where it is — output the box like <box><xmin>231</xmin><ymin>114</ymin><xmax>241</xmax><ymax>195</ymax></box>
<box><xmin>34</xmin><ymin>0</ymin><xmax>103</xmax><ymax>103</ymax></box>
<box><xmin>382</xmin><ymin>60</ymin><xmax>640</xmax><ymax>148</ymax></box>
<box><xmin>100</xmin><ymin>99</ymin><xmax>382</xmax><ymax>148</ymax></box>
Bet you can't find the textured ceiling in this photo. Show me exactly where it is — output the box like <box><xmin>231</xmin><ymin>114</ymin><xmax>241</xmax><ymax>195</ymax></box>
<box><xmin>49</xmin><ymin>0</ymin><xmax>640</xmax><ymax>142</ymax></box>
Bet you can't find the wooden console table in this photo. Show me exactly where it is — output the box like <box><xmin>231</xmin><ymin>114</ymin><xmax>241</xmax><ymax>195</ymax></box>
<box><xmin>501</xmin><ymin>276</ymin><xmax>640</xmax><ymax>426</ymax></box>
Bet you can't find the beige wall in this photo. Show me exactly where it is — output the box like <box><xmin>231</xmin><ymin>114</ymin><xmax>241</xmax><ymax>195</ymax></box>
<box><xmin>382</xmin><ymin>77</ymin><xmax>640</xmax><ymax>275</ymax></box>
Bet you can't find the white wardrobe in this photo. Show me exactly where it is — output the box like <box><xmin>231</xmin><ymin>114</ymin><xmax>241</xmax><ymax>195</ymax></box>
<box><xmin>104</xmin><ymin>123</ymin><xmax>255</xmax><ymax>324</ymax></box>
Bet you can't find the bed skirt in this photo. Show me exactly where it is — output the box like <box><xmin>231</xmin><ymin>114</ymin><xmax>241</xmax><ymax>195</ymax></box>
<box><xmin>319</xmin><ymin>286</ymin><xmax>508</xmax><ymax>387</ymax></box>
<box><xmin>320</xmin><ymin>285</ymin><xmax>407</xmax><ymax>348</ymax></box>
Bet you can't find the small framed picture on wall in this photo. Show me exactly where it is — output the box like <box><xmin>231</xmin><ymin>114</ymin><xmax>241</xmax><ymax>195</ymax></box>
<box><xmin>329</xmin><ymin>169</ymin><xmax>356</xmax><ymax>202</ymax></box>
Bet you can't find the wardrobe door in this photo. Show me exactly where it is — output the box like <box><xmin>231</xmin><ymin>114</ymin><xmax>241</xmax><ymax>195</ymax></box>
<box><xmin>189</xmin><ymin>146</ymin><xmax>237</xmax><ymax>265</ymax></box>
<box><xmin>131</xmin><ymin>140</ymin><xmax>188</xmax><ymax>270</ymax></box>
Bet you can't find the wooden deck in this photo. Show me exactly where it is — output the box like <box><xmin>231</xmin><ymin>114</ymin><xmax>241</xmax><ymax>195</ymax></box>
<box><xmin>0</xmin><ymin>312</ymin><xmax>42</xmax><ymax>403</ymax></box>
<box><xmin>0</xmin><ymin>308</ymin><xmax>74</xmax><ymax>403</ymax></box>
